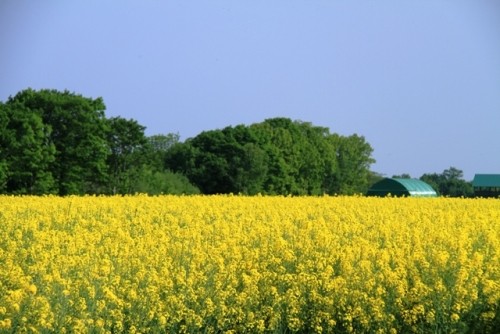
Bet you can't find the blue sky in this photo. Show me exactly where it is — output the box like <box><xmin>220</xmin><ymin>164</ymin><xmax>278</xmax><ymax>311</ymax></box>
<box><xmin>1</xmin><ymin>0</ymin><xmax>499</xmax><ymax>180</ymax></box>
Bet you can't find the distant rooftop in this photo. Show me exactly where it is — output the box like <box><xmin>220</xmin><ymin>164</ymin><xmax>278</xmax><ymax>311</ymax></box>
<box><xmin>472</xmin><ymin>174</ymin><xmax>500</xmax><ymax>187</ymax></box>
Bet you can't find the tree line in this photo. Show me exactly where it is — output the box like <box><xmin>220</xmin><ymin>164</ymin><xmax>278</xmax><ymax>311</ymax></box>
<box><xmin>0</xmin><ymin>88</ymin><xmax>473</xmax><ymax>196</ymax></box>
<box><xmin>0</xmin><ymin>89</ymin><xmax>198</xmax><ymax>195</ymax></box>
<box><xmin>164</xmin><ymin>117</ymin><xmax>375</xmax><ymax>195</ymax></box>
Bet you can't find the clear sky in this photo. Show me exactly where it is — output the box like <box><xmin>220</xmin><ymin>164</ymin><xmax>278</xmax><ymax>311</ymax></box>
<box><xmin>1</xmin><ymin>0</ymin><xmax>499</xmax><ymax>181</ymax></box>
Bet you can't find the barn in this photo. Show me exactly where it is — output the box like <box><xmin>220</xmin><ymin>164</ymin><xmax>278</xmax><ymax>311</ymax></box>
<box><xmin>472</xmin><ymin>174</ymin><xmax>500</xmax><ymax>197</ymax></box>
<box><xmin>366</xmin><ymin>178</ymin><xmax>438</xmax><ymax>197</ymax></box>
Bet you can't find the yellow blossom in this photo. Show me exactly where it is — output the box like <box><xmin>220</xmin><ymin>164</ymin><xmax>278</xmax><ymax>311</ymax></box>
<box><xmin>0</xmin><ymin>195</ymin><xmax>498</xmax><ymax>333</ymax></box>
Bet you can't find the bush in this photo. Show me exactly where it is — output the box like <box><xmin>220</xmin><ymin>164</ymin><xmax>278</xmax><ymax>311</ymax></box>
<box><xmin>133</xmin><ymin>168</ymin><xmax>200</xmax><ymax>195</ymax></box>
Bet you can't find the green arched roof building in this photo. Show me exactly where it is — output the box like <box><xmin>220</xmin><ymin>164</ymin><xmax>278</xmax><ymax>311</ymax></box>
<box><xmin>366</xmin><ymin>178</ymin><xmax>438</xmax><ymax>197</ymax></box>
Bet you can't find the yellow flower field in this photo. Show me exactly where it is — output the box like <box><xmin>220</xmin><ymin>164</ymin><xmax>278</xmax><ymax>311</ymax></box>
<box><xmin>0</xmin><ymin>195</ymin><xmax>498</xmax><ymax>333</ymax></box>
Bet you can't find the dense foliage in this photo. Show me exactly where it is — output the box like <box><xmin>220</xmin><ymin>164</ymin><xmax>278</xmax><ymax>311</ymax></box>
<box><xmin>0</xmin><ymin>89</ymin><xmax>377</xmax><ymax>195</ymax></box>
<box><xmin>420</xmin><ymin>167</ymin><xmax>474</xmax><ymax>197</ymax></box>
<box><xmin>1</xmin><ymin>195</ymin><xmax>498</xmax><ymax>333</ymax></box>
<box><xmin>166</xmin><ymin>118</ymin><xmax>374</xmax><ymax>195</ymax></box>
<box><xmin>0</xmin><ymin>89</ymin><xmax>197</xmax><ymax>195</ymax></box>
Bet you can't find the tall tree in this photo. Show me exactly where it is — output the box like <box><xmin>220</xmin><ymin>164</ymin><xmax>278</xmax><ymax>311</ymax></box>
<box><xmin>182</xmin><ymin>129</ymin><xmax>238</xmax><ymax>194</ymax></box>
<box><xmin>6</xmin><ymin>89</ymin><xmax>109</xmax><ymax>195</ymax></box>
<box><xmin>0</xmin><ymin>101</ymin><xmax>56</xmax><ymax>194</ymax></box>
<box><xmin>295</xmin><ymin>122</ymin><xmax>334</xmax><ymax>195</ymax></box>
<box><xmin>250</xmin><ymin>118</ymin><xmax>302</xmax><ymax>194</ymax></box>
<box><xmin>420</xmin><ymin>167</ymin><xmax>473</xmax><ymax>197</ymax></box>
<box><xmin>328</xmin><ymin>134</ymin><xmax>375</xmax><ymax>194</ymax></box>
<box><xmin>106</xmin><ymin>117</ymin><xmax>148</xmax><ymax>194</ymax></box>
<box><xmin>147</xmin><ymin>133</ymin><xmax>180</xmax><ymax>170</ymax></box>
<box><xmin>231</xmin><ymin>142</ymin><xmax>268</xmax><ymax>194</ymax></box>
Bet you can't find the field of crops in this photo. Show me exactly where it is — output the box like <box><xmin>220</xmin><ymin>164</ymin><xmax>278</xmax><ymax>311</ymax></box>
<box><xmin>0</xmin><ymin>195</ymin><xmax>498</xmax><ymax>333</ymax></box>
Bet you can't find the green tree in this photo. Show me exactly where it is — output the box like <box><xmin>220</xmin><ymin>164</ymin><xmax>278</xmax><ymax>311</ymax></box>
<box><xmin>420</xmin><ymin>167</ymin><xmax>473</xmax><ymax>197</ymax></box>
<box><xmin>106</xmin><ymin>117</ymin><xmax>148</xmax><ymax>194</ymax></box>
<box><xmin>147</xmin><ymin>133</ymin><xmax>180</xmax><ymax>170</ymax></box>
<box><xmin>250</xmin><ymin>118</ymin><xmax>303</xmax><ymax>194</ymax></box>
<box><xmin>166</xmin><ymin>125</ymin><xmax>268</xmax><ymax>194</ymax></box>
<box><xmin>6</xmin><ymin>89</ymin><xmax>109</xmax><ymax>195</ymax></box>
<box><xmin>164</xmin><ymin>141</ymin><xmax>199</xmax><ymax>179</ymax></box>
<box><xmin>295</xmin><ymin>123</ymin><xmax>332</xmax><ymax>195</ymax></box>
<box><xmin>232</xmin><ymin>142</ymin><xmax>268</xmax><ymax>194</ymax></box>
<box><xmin>166</xmin><ymin>117</ymin><xmax>375</xmax><ymax>195</ymax></box>
<box><xmin>330</xmin><ymin>134</ymin><xmax>375</xmax><ymax>194</ymax></box>
<box><xmin>183</xmin><ymin>129</ymin><xmax>237</xmax><ymax>194</ymax></box>
<box><xmin>0</xmin><ymin>101</ymin><xmax>56</xmax><ymax>194</ymax></box>
<box><xmin>222</xmin><ymin>125</ymin><xmax>268</xmax><ymax>194</ymax></box>
<box><xmin>250</xmin><ymin>118</ymin><xmax>341</xmax><ymax>195</ymax></box>
<box><xmin>443</xmin><ymin>167</ymin><xmax>473</xmax><ymax>197</ymax></box>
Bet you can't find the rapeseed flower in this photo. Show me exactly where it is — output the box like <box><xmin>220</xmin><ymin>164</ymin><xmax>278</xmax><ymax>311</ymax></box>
<box><xmin>0</xmin><ymin>195</ymin><xmax>498</xmax><ymax>332</ymax></box>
